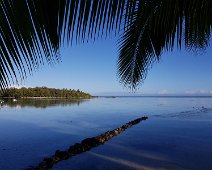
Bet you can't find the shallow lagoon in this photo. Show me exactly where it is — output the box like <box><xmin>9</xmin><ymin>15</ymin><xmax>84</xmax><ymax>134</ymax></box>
<box><xmin>0</xmin><ymin>97</ymin><xmax>212</xmax><ymax>170</ymax></box>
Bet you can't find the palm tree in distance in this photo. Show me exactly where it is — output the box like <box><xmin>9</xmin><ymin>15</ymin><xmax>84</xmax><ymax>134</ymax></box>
<box><xmin>0</xmin><ymin>0</ymin><xmax>211</xmax><ymax>90</ymax></box>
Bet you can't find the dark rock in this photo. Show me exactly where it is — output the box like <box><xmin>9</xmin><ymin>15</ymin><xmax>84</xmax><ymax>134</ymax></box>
<box><xmin>82</xmin><ymin>137</ymin><xmax>98</xmax><ymax>146</ymax></box>
<box><xmin>55</xmin><ymin>150</ymin><xmax>69</xmax><ymax>159</ymax></box>
<box><xmin>68</xmin><ymin>146</ymin><xmax>75</xmax><ymax>152</ymax></box>
<box><xmin>42</xmin><ymin>157</ymin><xmax>54</xmax><ymax>168</ymax></box>
<box><xmin>73</xmin><ymin>143</ymin><xmax>83</xmax><ymax>154</ymax></box>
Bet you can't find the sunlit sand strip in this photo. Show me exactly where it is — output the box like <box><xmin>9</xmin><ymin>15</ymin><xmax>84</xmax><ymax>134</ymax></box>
<box><xmin>27</xmin><ymin>116</ymin><xmax>148</xmax><ymax>170</ymax></box>
<box><xmin>107</xmin><ymin>143</ymin><xmax>170</xmax><ymax>162</ymax></box>
<box><xmin>89</xmin><ymin>152</ymin><xmax>154</xmax><ymax>170</ymax></box>
<box><xmin>89</xmin><ymin>148</ymin><xmax>186</xmax><ymax>170</ymax></box>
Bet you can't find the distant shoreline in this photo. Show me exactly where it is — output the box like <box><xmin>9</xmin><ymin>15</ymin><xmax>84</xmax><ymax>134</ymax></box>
<box><xmin>0</xmin><ymin>96</ymin><xmax>94</xmax><ymax>100</ymax></box>
<box><xmin>96</xmin><ymin>95</ymin><xmax>212</xmax><ymax>98</ymax></box>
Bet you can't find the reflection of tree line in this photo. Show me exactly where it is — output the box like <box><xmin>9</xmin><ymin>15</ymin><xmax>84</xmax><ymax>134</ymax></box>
<box><xmin>1</xmin><ymin>99</ymin><xmax>88</xmax><ymax>108</ymax></box>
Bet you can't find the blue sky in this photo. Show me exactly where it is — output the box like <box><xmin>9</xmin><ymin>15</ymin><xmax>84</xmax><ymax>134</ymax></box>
<box><xmin>23</xmin><ymin>37</ymin><xmax>212</xmax><ymax>96</ymax></box>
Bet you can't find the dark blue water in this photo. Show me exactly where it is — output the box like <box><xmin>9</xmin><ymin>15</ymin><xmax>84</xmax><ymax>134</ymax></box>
<box><xmin>0</xmin><ymin>97</ymin><xmax>212</xmax><ymax>170</ymax></box>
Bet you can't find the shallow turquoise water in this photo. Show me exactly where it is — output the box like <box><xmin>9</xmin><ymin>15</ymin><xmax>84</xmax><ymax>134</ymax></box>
<box><xmin>0</xmin><ymin>97</ymin><xmax>212</xmax><ymax>170</ymax></box>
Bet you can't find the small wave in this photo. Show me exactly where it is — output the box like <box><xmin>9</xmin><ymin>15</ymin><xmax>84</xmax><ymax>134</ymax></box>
<box><xmin>152</xmin><ymin>106</ymin><xmax>212</xmax><ymax>119</ymax></box>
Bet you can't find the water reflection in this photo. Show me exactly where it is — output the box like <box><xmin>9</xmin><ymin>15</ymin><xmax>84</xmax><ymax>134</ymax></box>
<box><xmin>0</xmin><ymin>99</ymin><xmax>88</xmax><ymax>108</ymax></box>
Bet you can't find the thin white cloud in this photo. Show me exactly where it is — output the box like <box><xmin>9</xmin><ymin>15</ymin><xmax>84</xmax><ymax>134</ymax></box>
<box><xmin>158</xmin><ymin>90</ymin><xmax>168</xmax><ymax>95</ymax></box>
<box><xmin>9</xmin><ymin>85</ymin><xmax>29</xmax><ymax>89</ymax></box>
<box><xmin>185</xmin><ymin>89</ymin><xmax>212</xmax><ymax>95</ymax></box>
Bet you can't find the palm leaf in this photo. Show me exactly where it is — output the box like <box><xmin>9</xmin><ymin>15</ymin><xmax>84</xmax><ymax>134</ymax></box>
<box><xmin>0</xmin><ymin>0</ymin><xmax>126</xmax><ymax>89</ymax></box>
<box><xmin>118</xmin><ymin>0</ymin><xmax>212</xmax><ymax>88</ymax></box>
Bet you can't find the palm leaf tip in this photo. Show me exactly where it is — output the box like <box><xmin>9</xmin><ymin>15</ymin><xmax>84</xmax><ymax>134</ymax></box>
<box><xmin>118</xmin><ymin>0</ymin><xmax>212</xmax><ymax>89</ymax></box>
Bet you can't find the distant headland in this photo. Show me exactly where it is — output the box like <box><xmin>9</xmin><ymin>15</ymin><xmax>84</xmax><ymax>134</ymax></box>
<box><xmin>0</xmin><ymin>87</ymin><xmax>92</xmax><ymax>99</ymax></box>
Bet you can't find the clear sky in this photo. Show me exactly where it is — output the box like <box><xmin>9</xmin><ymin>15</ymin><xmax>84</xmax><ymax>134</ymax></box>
<box><xmin>23</xmin><ymin>36</ymin><xmax>212</xmax><ymax>96</ymax></box>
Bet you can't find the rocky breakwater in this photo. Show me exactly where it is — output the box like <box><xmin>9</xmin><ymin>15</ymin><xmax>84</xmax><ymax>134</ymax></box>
<box><xmin>27</xmin><ymin>116</ymin><xmax>148</xmax><ymax>170</ymax></box>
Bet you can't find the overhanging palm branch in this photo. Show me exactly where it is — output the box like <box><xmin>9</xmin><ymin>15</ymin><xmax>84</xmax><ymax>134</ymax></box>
<box><xmin>0</xmin><ymin>0</ymin><xmax>211</xmax><ymax>90</ymax></box>
<box><xmin>118</xmin><ymin>0</ymin><xmax>211</xmax><ymax>88</ymax></box>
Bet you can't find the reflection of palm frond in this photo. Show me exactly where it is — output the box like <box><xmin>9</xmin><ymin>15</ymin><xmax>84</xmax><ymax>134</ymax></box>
<box><xmin>0</xmin><ymin>0</ymin><xmax>211</xmax><ymax>89</ymax></box>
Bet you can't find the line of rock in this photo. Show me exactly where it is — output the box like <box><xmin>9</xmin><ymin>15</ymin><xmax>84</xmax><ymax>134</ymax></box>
<box><xmin>27</xmin><ymin>116</ymin><xmax>148</xmax><ymax>170</ymax></box>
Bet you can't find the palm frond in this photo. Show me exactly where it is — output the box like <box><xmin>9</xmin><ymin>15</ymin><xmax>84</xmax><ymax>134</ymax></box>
<box><xmin>118</xmin><ymin>0</ymin><xmax>160</xmax><ymax>89</ymax></box>
<box><xmin>0</xmin><ymin>0</ymin><xmax>126</xmax><ymax>89</ymax></box>
<box><xmin>0</xmin><ymin>0</ymin><xmax>60</xmax><ymax>89</ymax></box>
<box><xmin>118</xmin><ymin>0</ymin><xmax>212</xmax><ymax>88</ymax></box>
<box><xmin>0</xmin><ymin>0</ymin><xmax>211</xmax><ymax>90</ymax></box>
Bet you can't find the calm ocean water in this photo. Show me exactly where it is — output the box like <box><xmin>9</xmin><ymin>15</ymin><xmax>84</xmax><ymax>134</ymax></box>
<box><xmin>0</xmin><ymin>97</ymin><xmax>212</xmax><ymax>170</ymax></box>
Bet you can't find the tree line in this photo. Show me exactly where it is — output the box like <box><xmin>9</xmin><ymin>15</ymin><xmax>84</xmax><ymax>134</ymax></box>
<box><xmin>0</xmin><ymin>87</ymin><xmax>92</xmax><ymax>99</ymax></box>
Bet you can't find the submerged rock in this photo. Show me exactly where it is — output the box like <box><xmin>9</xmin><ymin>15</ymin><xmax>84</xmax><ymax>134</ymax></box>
<box><xmin>28</xmin><ymin>116</ymin><xmax>148</xmax><ymax>170</ymax></box>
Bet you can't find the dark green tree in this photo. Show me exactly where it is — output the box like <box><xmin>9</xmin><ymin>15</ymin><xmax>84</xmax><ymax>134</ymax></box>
<box><xmin>0</xmin><ymin>0</ymin><xmax>211</xmax><ymax>89</ymax></box>
<box><xmin>0</xmin><ymin>87</ymin><xmax>91</xmax><ymax>98</ymax></box>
